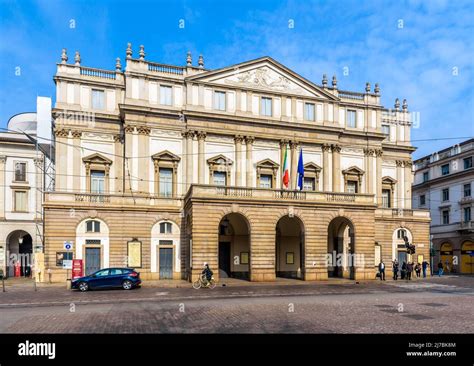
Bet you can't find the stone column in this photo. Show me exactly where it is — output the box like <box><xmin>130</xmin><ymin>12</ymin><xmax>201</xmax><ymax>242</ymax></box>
<box><xmin>34</xmin><ymin>158</ymin><xmax>43</xmax><ymax>221</ymax></box>
<box><xmin>197</xmin><ymin>132</ymin><xmax>206</xmax><ymax>184</ymax></box>
<box><xmin>186</xmin><ymin>130</ymin><xmax>195</xmax><ymax>190</ymax></box>
<box><xmin>404</xmin><ymin>160</ymin><xmax>413</xmax><ymax>209</ymax></box>
<box><xmin>137</xmin><ymin>127</ymin><xmax>150</xmax><ymax>194</ymax></box>
<box><xmin>290</xmin><ymin>141</ymin><xmax>298</xmax><ymax>190</ymax></box>
<box><xmin>234</xmin><ymin>135</ymin><xmax>243</xmax><ymax>186</ymax></box>
<box><xmin>124</xmin><ymin>125</ymin><xmax>135</xmax><ymax>192</ymax></box>
<box><xmin>364</xmin><ymin>148</ymin><xmax>375</xmax><ymax>196</ymax></box>
<box><xmin>279</xmin><ymin>139</ymin><xmax>288</xmax><ymax>186</ymax></box>
<box><xmin>395</xmin><ymin>159</ymin><xmax>405</xmax><ymax>209</ymax></box>
<box><xmin>375</xmin><ymin>149</ymin><xmax>384</xmax><ymax>206</ymax></box>
<box><xmin>322</xmin><ymin>143</ymin><xmax>331</xmax><ymax>191</ymax></box>
<box><xmin>55</xmin><ymin>129</ymin><xmax>69</xmax><ymax>191</ymax></box>
<box><xmin>245</xmin><ymin>136</ymin><xmax>254</xmax><ymax>187</ymax></box>
<box><xmin>0</xmin><ymin>156</ymin><xmax>6</xmax><ymax>219</ymax></box>
<box><xmin>181</xmin><ymin>131</ymin><xmax>187</xmax><ymax>189</ymax></box>
<box><xmin>72</xmin><ymin>131</ymin><xmax>82</xmax><ymax>193</ymax></box>
<box><xmin>114</xmin><ymin>134</ymin><xmax>124</xmax><ymax>193</ymax></box>
<box><xmin>331</xmin><ymin>144</ymin><xmax>341</xmax><ymax>192</ymax></box>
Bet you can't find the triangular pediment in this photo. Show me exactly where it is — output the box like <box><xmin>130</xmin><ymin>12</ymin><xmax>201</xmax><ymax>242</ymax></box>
<box><xmin>257</xmin><ymin>158</ymin><xmax>280</xmax><ymax>168</ymax></box>
<box><xmin>304</xmin><ymin>162</ymin><xmax>322</xmax><ymax>172</ymax></box>
<box><xmin>207</xmin><ymin>154</ymin><xmax>233</xmax><ymax>166</ymax></box>
<box><xmin>342</xmin><ymin>166</ymin><xmax>365</xmax><ymax>175</ymax></box>
<box><xmin>186</xmin><ymin>57</ymin><xmax>338</xmax><ymax>100</ymax></box>
<box><xmin>152</xmin><ymin>150</ymin><xmax>181</xmax><ymax>162</ymax></box>
<box><xmin>82</xmin><ymin>153</ymin><xmax>112</xmax><ymax>165</ymax></box>
<box><xmin>382</xmin><ymin>176</ymin><xmax>397</xmax><ymax>184</ymax></box>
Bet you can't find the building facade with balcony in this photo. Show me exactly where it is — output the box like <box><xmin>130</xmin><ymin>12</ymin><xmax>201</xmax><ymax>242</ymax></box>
<box><xmin>43</xmin><ymin>45</ymin><xmax>430</xmax><ymax>282</ymax></box>
<box><xmin>413</xmin><ymin>138</ymin><xmax>474</xmax><ymax>274</ymax></box>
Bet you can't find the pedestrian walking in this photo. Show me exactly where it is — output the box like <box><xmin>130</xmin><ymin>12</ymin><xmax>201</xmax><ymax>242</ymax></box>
<box><xmin>422</xmin><ymin>260</ymin><xmax>428</xmax><ymax>278</ymax></box>
<box><xmin>401</xmin><ymin>261</ymin><xmax>407</xmax><ymax>280</ymax></box>
<box><xmin>392</xmin><ymin>259</ymin><xmax>399</xmax><ymax>280</ymax></box>
<box><xmin>415</xmin><ymin>263</ymin><xmax>421</xmax><ymax>278</ymax></box>
<box><xmin>438</xmin><ymin>261</ymin><xmax>444</xmax><ymax>277</ymax></box>
<box><xmin>378</xmin><ymin>260</ymin><xmax>386</xmax><ymax>281</ymax></box>
<box><xmin>406</xmin><ymin>262</ymin><xmax>413</xmax><ymax>280</ymax></box>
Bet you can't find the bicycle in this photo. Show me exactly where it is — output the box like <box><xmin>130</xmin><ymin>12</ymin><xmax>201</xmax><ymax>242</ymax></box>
<box><xmin>192</xmin><ymin>274</ymin><xmax>216</xmax><ymax>289</ymax></box>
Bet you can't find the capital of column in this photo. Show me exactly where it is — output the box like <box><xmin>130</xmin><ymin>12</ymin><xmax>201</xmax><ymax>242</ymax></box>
<box><xmin>182</xmin><ymin>130</ymin><xmax>195</xmax><ymax>139</ymax></box>
<box><xmin>124</xmin><ymin>125</ymin><xmax>135</xmax><ymax>134</ymax></box>
<box><xmin>363</xmin><ymin>147</ymin><xmax>375</xmax><ymax>157</ymax></box>
<box><xmin>0</xmin><ymin>155</ymin><xmax>6</xmax><ymax>164</ymax></box>
<box><xmin>113</xmin><ymin>134</ymin><xmax>122</xmax><ymax>143</ymax></box>
<box><xmin>34</xmin><ymin>157</ymin><xmax>44</xmax><ymax>167</ymax></box>
<box><xmin>279</xmin><ymin>139</ymin><xmax>289</xmax><ymax>147</ymax></box>
<box><xmin>322</xmin><ymin>143</ymin><xmax>332</xmax><ymax>152</ymax></box>
<box><xmin>71</xmin><ymin>130</ymin><xmax>82</xmax><ymax>139</ymax></box>
<box><xmin>396</xmin><ymin>159</ymin><xmax>405</xmax><ymax>167</ymax></box>
<box><xmin>234</xmin><ymin>135</ymin><xmax>244</xmax><ymax>144</ymax></box>
<box><xmin>289</xmin><ymin>140</ymin><xmax>299</xmax><ymax>149</ymax></box>
<box><xmin>137</xmin><ymin>126</ymin><xmax>151</xmax><ymax>135</ymax></box>
<box><xmin>375</xmin><ymin>149</ymin><xmax>384</xmax><ymax>158</ymax></box>
<box><xmin>404</xmin><ymin>159</ymin><xmax>413</xmax><ymax>168</ymax></box>
<box><xmin>54</xmin><ymin>128</ymin><xmax>69</xmax><ymax>138</ymax></box>
<box><xmin>197</xmin><ymin>131</ymin><xmax>207</xmax><ymax>141</ymax></box>
<box><xmin>331</xmin><ymin>144</ymin><xmax>342</xmax><ymax>153</ymax></box>
<box><xmin>245</xmin><ymin>136</ymin><xmax>255</xmax><ymax>145</ymax></box>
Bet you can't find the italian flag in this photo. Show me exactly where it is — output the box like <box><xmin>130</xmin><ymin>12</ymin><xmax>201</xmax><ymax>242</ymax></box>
<box><xmin>282</xmin><ymin>144</ymin><xmax>289</xmax><ymax>188</ymax></box>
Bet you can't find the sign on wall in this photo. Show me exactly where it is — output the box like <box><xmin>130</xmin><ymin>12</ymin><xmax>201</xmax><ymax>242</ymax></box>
<box><xmin>72</xmin><ymin>259</ymin><xmax>83</xmax><ymax>279</ymax></box>
<box><xmin>128</xmin><ymin>240</ymin><xmax>142</xmax><ymax>268</ymax></box>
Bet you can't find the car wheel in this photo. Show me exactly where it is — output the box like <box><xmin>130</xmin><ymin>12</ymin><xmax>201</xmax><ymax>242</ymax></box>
<box><xmin>78</xmin><ymin>282</ymin><xmax>89</xmax><ymax>292</ymax></box>
<box><xmin>122</xmin><ymin>280</ymin><xmax>132</xmax><ymax>290</ymax></box>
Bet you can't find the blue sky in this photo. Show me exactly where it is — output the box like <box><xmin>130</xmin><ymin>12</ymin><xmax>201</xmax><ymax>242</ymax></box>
<box><xmin>0</xmin><ymin>0</ymin><xmax>473</xmax><ymax>158</ymax></box>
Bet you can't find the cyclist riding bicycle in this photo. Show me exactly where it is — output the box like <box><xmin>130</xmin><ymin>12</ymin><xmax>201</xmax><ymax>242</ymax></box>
<box><xmin>201</xmin><ymin>263</ymin><xmax>213</xmax><ymax>286</ymax></box>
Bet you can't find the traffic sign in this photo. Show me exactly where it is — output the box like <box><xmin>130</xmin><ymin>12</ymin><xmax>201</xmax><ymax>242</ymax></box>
<box><xmin>62</xmin><ymin>260</ymin><xmax>73</xmax><ymax>269</ymax></box>
<box><xmin>64</xmin><ymin>241</ymin><xmax>73</xmax><ymax>251</ymax></box>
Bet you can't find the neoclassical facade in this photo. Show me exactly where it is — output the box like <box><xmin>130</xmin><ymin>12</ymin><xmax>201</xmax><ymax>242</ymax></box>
<box><xmin>43</xmin><ymin>45</ymin><xmax>430</xmax><ymax>282</ymax></box>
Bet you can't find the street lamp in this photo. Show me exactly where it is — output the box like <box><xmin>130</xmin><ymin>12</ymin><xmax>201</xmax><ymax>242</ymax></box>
<box><xmin>18</xmin><ymin>236</ymin><xmax>23</xmax><ymax>245</ymax></box>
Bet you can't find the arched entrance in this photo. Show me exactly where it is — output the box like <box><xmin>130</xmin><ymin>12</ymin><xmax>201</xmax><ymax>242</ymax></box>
<box><xmin>461</xmin><ymin>241</ymin><xmax>474</xmax><ymax>274</ymax></box>
<box><xmin>6</xmin><ymin>230</ymin><xmax>33</xmax><ymax>278</ymax></box>
<box><xmin>393</xmin><ymin>228</ymin><xmax>413</xmax><ymax>265</ymax></box>
<box><xmin>439</xmin><ymin>243</ymin><xmax>453</xmax><ymax>273</ymax></box>
<box><xmin>218</xmin><ymin>213</ymin><xmax>250</xmax><ymax>280</ymax></box>
<box><xmin>275</xmin><ymin>215</ymin><xmax>304</xmax><ymax>279</ymax></box>
<box><xmin>151</xmin><ymin>220</ymin><xmax>180</xmax><ymax>280</ymax></box>
<box><xmin>327</xmin><ymin>217</ymin><xmax>355</xmax><ymax>279</ymax></box>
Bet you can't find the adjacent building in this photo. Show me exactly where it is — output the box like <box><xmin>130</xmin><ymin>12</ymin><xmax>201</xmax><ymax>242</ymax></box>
<box><xmin>43</xmin><ymin>45</ymin><xmax>430</xmax><ymax>282</ymax></box>
<box><xmin>0</xmin><ymin>97</ymin><xmax>53</xmax><ymax>279</ymax></box>
<box><xmin>413</xmin><ymin>139</ymin><xmax>474</xmax><ymax>274</ymax></box>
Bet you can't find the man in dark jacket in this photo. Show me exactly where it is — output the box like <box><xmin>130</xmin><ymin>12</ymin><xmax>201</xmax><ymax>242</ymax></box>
<box><xmin>392</xmin><ymin>259</ymin><xmax>399</xmax><ymax>280</ymax></box>
<box><xmin>422</xmin><ymin>260</ymin><xmax>428</xmax><ymax>278</ymax></box>
<box><xmin>438</xmin><ymin>261</ymin><xmax>444</xmax><ymax>277</ymax></box>
<box><xmin>378</xmin><ymin>260</ymin><xmax>386</xmax><ymax>281</ymax></box>
<box><xmin>406</xmin><ymin>262</ymin><xmax>413</xmax><ymax>280</ymax></box>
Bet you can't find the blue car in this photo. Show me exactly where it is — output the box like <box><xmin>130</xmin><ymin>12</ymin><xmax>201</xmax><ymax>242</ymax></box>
<box><xmin>71</xmin><ymin>268</ymin><xmax>141</xmax><ymax>291</ymax></box>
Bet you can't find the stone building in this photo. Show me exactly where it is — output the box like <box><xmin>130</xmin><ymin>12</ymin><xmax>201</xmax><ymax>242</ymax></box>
<box><xmin>413</xmin><ymin>139</ymin><xmax>474</xmax><ymax>274</ymax></box>
<box><xmin>0</xmin><ymin>97</ymin><xmax>53</xmax><ymax>279</ymax></box>
<box><xmin>43</xmin><ymin>45</ymin><xmax>430</xmax><ymax>282</ymax></box>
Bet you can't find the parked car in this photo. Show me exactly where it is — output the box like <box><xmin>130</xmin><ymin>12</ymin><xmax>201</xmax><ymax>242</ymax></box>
<box><xmin>71</xmin><ymin>268</ymin><xmax>141</xmax><ymax>291</ymax></box>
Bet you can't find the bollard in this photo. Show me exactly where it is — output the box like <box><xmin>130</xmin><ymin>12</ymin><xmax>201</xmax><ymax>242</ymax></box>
<box><xmin>2</xmin><ymin>277</ymin><xmax>4</xmax><ymax>292</ymax></box>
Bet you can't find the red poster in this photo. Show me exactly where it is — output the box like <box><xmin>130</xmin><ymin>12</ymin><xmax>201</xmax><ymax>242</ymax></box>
<box><xmin>14</xmin><ymin>261</ymin><xmax>21</xmax><ymax>277</ymax></box>
<box><xmin>72</xmin><ymin>259</ymin><xmax>83</xmax><ymax>279</ymax></box>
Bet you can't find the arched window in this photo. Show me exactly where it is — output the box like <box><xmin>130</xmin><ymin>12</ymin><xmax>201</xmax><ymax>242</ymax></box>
<box><xmin>397</xmin><ymin>228</ymin><xmax>407</xmax><ymax>240</ymax></box>
<box><xmin>86</xmin><ymin>220</ymin><xmax>101</xmax><ymax>233</ymax></box>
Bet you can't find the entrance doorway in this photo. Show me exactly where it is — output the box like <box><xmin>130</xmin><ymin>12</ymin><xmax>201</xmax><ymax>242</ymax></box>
<box><xmin>327</xmin><ymin>217</ymin><xmax>355</xmax><ymax>279</ymax></box>
<box><xmin>85</xmin><ymin>247</ymin><xmax>101</xmax><ymax>275</ymax></box>
<box><xmin>275</xmin><ymin>215</ymin><xmax>304</xmax><ymax>279</ymax></box>
<box><xmin>218</xmin><ymin>213</ymin><xmax>250</xmax><ymax>280</ymax></box>
<box><xmin>159</xmin><ymin>247</ymin><xmax>173</xmax><ymax>279</ymax></box>
<box><xmin>6</xmin><ymin>230</ymin><xmax>33</xmax><ymax>278</ymax></box>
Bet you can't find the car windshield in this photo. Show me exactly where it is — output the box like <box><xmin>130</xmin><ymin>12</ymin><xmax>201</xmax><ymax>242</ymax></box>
<box><xmin>94</xmin><ymin>270</ymin><xmax>109</xmax><ymax>277</ymax></box>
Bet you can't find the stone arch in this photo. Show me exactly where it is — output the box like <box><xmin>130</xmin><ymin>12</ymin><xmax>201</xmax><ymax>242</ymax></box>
<box><xmin>275</xmin><ymin>213</ymin><xmax>305</xmax><ymax>279</ymax></box>
<box><xmin>327</xmin><ymin>215</ymin><xmax>356</xmax><ymax>279</ymax></box>
<box><xmin>150</xmin><ymin>214</ymin><xmax>182</xmax><ymax>231</ymax></box>
<box><xmin>75</xmin><ymin>217</ymin><xmax>110</xmax><ymax>274</ymax></box>
<box><xmin>391</xmin><ymin>226</ymin><xmax>413</xmax><ymax>263</ymax></box>
<box><xmin>151</xmin><ymin>220</ymin><xmax>181</xmax><ymax>278</ymax></box>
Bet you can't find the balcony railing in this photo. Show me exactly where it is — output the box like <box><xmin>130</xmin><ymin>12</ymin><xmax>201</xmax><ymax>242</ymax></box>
<box><xmin>187</xmin><ymin>184</ymin><xmax>374</xmax><ymax>205</ymax></box>
<box><xmin>338</xmin><ymin>90</ymin><xmax>365</xmax><ymax>101</ymax></box>
<box><xmin>75</xmin><ymin>194</ymin><xmax>110</xmax><ymax>203</ymax></box>
<box><xmin>147</xmin><ymin>62</ymin><xmax>184</xmax><ymax>75</ymax></box>
<box><xmin>376</xmin><ymin>208</ymin><xmax>430</xmax><ymax>219</ymax></box>
<box><xmin>80</xmin><ymin>66</ymin><xmax>117</xmax><ymax>79</ymax></box>
<box><xmin>460</xmin><ymin>221</ymin><xmax>474</xmax><ymax>230</ymax></box>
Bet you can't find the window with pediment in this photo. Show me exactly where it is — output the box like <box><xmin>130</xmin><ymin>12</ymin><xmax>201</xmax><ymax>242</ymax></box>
<box><xmin>256</xmin><ymin>159</ymin><xmax>279</xmax><ymax>189</ymax></box>
<box><xmin>342</xmin><ymin>166</ymin><xmax>365</xmax><ymax>194</ymax></box>
<box><xmin>207</xmin><ymin>155</ymin><xmax>233</xmax><ymax>186</ymax></box>
<box><xmin>152</xmin><ymin>151</ymin><xmax>181</xmax><ymax>197</ymax></box>
<box><xmin>303</xmin><ymin>162</ymin><xmax>322</xmax><ymax>191</ymax></box>
<box><xmin>83</xmin><ymin>153</ymin><xmax>113</xmax><ymax>194</ymax></box>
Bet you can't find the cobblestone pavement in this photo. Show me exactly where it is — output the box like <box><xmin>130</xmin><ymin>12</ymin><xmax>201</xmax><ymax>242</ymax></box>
<box><xmin>0</xmin><ymin>276</ymin><xmax>472</xmax><ymax>333</ymax></box>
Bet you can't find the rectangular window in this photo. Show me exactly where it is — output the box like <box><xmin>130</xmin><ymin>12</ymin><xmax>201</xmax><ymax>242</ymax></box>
<box><xmin>159</xmin><ymin>168</ymin><xmax>173</xmax><ymax>197</ymax></box>
<box><xmin>86</xmin><ymin>220</ymin><xmax>100</xmax><ymax>233</ymax></box>
<box><xmin>14</xmin><ymin>162</ymin><xmax>27</xmax><ymax>182</ymax></box>
<box><xmin>382</xmin><ymin>189</ymin><xmax>391</xmax><ymax>208</ymax></box>
<box><xmin>464</xmin><ymin>183</ymin><xmax>471</xmax><ymax>197</ymax></box>
<box><xmin>464</xmin><ymin>207</ymin><xmax>472</xmax><ymax>223</ymax></box>
<box><xmin>441</xmin><ymin>164</ymin><xmax>450</xmax><ymax>176</ymax></box>
<box><xmin>346</xmin><ymin>110</ymin><xmax>356</xmax><ymax>128</ymax></box>
<box><xmin>261</xmin><ymin>97</ymin><xmax>272</xmax><ymax>116</ymax></box>
<box><xmin>91</xmin><ymin>89</ymin><xmax>105</xmax><ymax>110</ymax></box>
<box><xmin>14</xmin><ymin>191</ymin><xmax>27</xmax><ymax>212</ymax></box>
<box><xmin>303</xmin><ymin>177</ymin><xmax>315</xmax><ymax>191</ymax></box>
<box><xmin>260</xmin><ymin>174</ymin><xmax>273</xmax><ymax>188</ymax></box>
<box><xmin>213</xmin><ymin>171</ymin><xmax>227</xmax><ymax>186</ymax></box>
<box><xmin>420</xmin><ymin>194</ymin><xmax>426</xmax><ymax>206</ymax></box>
<box><xmin>442</xmin><ymin>210</ymin><xmax>450</xmax><ymax>225</ymax></box>
<box><xmin>442</xmin><ymin>188</ymin><xmax>449</xmax><ymax>202</ymax></box>
<box><xmin>304</xmin><ymin>103</ymin><xmax>315</xmax><ymax>121</ymax></box>
<box><xmin>381</xmin><ymin>125</ymin><xmax>390</xmax><ymax>136</ymax></box>
<box><xmin>90</xmin><ymin>171</ymin><xmax>105</xmax><ymax>194</ymax></box>
<box><xmin>346</xmin><ymin>180</ymin><xmax>358</xmax><ymax>194</ymax></box>
<box><xmin>464</xmin><ymin>156</ymin><xmax>473</xmax><ymax>169</ymax></box>
<box><xmin>159</xmin><ymin>240</ymin><xmax>173</xmax><ymax>245</ymax></box>
<box><xmin>160</xmin><ymin>85</ymin><xmax>172</xmax><ymax>105</ymax></box>
<box><xmin>423</xmin><ymin>171</ymin><xmax>429</xmax><ymax>182</ymax></box>
<box><xmin>214</xmin><ymin>91</ymin><xmax>226</xmax><ymax>111</ymax></box>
